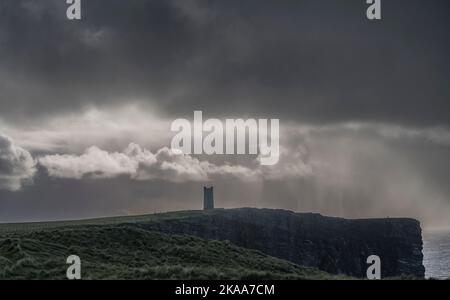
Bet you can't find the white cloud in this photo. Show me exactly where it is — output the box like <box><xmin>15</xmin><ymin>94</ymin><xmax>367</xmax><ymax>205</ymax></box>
<box><xmin>1</xmin><ymin>104</ymin><xmax>173</xmax><ymax>153</ymax></box>
<box><xmin>38</xmin><ymin>143</ymin><xmax>265</xmax><ymax>183</ymax></box>
<box><xmin>0</xmin><ymin>134</ymin><xmax>36</xmax><ymax>191</ymax></box>
<box><xmin>37</xmin><ymin>141</ymin><xmax>313</xmax><ymax>183</ymax></box>
<box><xmin>38</xmin><ymin>146</ymin><xmax>140</xmax><ymax>179</ymax></box>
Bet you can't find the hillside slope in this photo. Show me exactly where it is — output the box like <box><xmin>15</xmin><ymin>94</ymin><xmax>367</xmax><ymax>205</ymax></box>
<box><xmin>0</xmin><ymin>224</ymin><xmax>339</xmax><ymax>280</ymax></box>
<box><xmin>0</xmin><ymin>208</ymin><xmax>424</xmax><ymax>279</ymax></box>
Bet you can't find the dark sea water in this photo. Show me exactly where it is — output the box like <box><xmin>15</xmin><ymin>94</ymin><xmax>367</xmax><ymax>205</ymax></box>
<box><xmin>423</xmin><ymin>230</ymin><xmax>450</xmax><ymax>279</ymax></box>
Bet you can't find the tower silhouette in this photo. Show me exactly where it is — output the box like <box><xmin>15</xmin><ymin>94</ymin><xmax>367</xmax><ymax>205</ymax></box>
<box><xmin>203</xmin><ymin>186</ymin><xmax>214</xmax><ymax>210</ymax></box>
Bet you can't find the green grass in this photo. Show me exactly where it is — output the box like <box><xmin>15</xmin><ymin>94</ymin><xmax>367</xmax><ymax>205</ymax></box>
<box><xmin>0</xmin><ymin>224</ymin><xmax>341</xmax><ymax>280</ymax></box>
<box><xmin>0</xmin><ymin>210</ymin><xmax>214</xmax><ymax>234</ymax></box>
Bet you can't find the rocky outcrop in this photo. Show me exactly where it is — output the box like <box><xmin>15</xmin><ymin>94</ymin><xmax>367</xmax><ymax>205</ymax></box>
<box><xmin>133</xmin><ymin>208</ymin><xmax>424</xmax><ymax>278</ymax></box>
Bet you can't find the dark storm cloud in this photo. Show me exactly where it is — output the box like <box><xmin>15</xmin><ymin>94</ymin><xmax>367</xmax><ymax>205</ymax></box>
<box><xmin>1</xmin><ymin>0</ymin><xmax>449</xmax><ymax>126</ymax></box>
<box><xmin>1</xmin><ymin>0</ymin><xmax>450</xmax><ymax>228</ymax></box>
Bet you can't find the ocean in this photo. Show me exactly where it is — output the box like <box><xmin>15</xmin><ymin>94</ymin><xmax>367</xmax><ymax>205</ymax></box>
<box><xmin>423</xmin><ymin>230</ymin><xmax>450</xmax><ymax>279</ymax></box>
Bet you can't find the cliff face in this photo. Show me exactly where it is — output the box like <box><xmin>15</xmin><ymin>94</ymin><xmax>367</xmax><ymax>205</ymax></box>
<box><xmin>135</xmin><ymin>208</ymin><xmax>425</xmax><ymax>278</ymax></box>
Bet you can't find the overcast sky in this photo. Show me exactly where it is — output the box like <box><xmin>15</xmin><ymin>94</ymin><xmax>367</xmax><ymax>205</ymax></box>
<box><xmin>1</xmin><ymin>0</ymin><xmax>450</xmax><ymax>228</ymax></box>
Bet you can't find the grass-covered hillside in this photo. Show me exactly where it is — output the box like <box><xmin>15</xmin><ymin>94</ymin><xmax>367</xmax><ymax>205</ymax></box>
<box><xmin>0</xmin><ymin>213</ymin><xmax>340</xmax><ymax>280</ymax></box>
<box><xmin>0</xmin><ymin>210</ymin><xmax>215</xmax><ymax>234</ymax></box>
